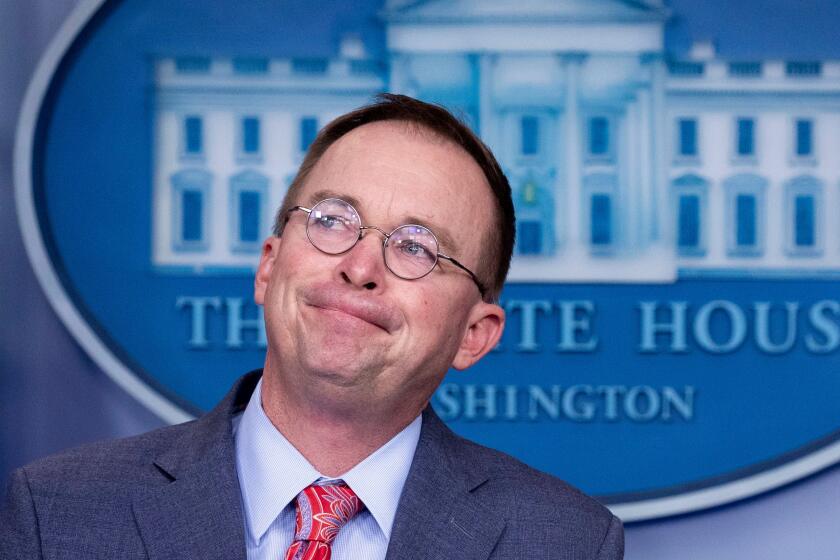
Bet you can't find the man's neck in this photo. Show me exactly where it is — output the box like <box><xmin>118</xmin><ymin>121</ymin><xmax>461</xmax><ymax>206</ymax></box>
<box><xmin>259</xmin><ymin>365</ymin><xmax>421</xmax><ymax>477</ymax></box>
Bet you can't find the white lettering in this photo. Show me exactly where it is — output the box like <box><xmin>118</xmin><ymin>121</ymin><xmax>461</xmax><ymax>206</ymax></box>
<box><xmin>693</xmin><ymin>300</ymin><xmax>747</xmax><ymax>354</ymax></box>
<box><xmin>662</xmin><ymin>386</ymin><xmax>695</xmax><ymax>421</ymax></box>
<box><xmin>505</xmin><ymin>300</ymin><xmax>551</xmax><ymax>352</ymax></box>
<box><xmin>176</xmin><ymin>296</ymin><xmax>221</xmax><ymax>348</ymax></box>
<box><xmin>754</xmin><ymin>302</ymin><xmax>798</xmax><ymax>354</ymax></box>
<box><xmin>562</xmin><ymin>385</ymin><xmax>595</xmax><ymax>421</ymax></box>
<box><xmin>557</xmin><ymin>301</ymin><xmax>599</xmax><ymax>352</ymax></box>
<box><xmin>464</xmin><ymin>385</ymin><xmax>497</xmax><ymax>420</ymax></box>
<box><xmin>528</xmin><ymin>385</ymin><xmax>562</xmax><ymax>420</ymax></box>
<box><xmin>597</xmin><ymin>385</ymin><xmax>626</xmax><ymax>421</ymax></box>
<box><xmin>638</xmin><ymin>301</ymin><xmax>689</xmax><ymax>353</ymax></box>
<box><xmin>435</xmin><ymin>384</ymin><xmax>696</xmax><ymax>423</ymax></box>
<box><xmin>624</xmin><ymin>386</ymin><xmax>660</xmax><ymax>421</ymax></box>
<box><xmin>225</xmin><ymin>297</ymin><xmax>266</xmax><ymax>349</ymax></box>
<box><xmin>806</xmin><ymin>300</ymin><xmax>840</xmax><ymax>353</ymax></box>
<box><xmin>434</xmin><ymin>384</ymin><xmax>461</xmax><ymax>421</ymax></box>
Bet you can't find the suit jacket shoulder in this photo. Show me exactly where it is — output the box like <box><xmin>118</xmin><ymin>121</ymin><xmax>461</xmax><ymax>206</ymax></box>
<box><xmin>445</xmin><ymin>425</ymin><xmax>614</xmax><ymax>523</ymax></box>
<box><xmin>385</xmin><ymin>407</ymin><xmax>623</xmax><ymax>560</ymax></box>
<box><xmin>0</xmin><ymin>372</ymin><xmax>259</xmax><ymax>560</ymax></box>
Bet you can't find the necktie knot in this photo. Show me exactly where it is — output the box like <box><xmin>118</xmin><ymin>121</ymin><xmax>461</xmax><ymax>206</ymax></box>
<box><xmin>285</xmin><ymin>482</ymin><xmax>362</xmax><ymax>560</ymax></box>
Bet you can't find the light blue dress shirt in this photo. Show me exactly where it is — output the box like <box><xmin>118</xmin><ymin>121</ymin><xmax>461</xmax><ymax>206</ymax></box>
<box><xmin>233</xmin><ymin>379</ymin><xmax>421</xmax><ymax>560</ymax></box>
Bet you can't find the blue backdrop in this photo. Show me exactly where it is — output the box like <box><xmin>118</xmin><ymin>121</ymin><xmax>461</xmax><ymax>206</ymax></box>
<box><xmin>3</xmin><ymin>1</ymin><xmax>840</xmax><ymax>558</ymax></box>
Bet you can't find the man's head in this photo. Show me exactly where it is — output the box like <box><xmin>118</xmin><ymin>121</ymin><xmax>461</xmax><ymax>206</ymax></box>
<box><xmin>273</xmin><ymin>94</ymin><xmax>515</xmax><ymax>303</ymax></box>
<box><xmin>255</xmin><ymin>95</ymin><xmax>514</xmax><ymax>424</ymax></box>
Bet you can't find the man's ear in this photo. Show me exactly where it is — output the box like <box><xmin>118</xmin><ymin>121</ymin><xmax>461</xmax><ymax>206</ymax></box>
<box><xmin>254</xmin><ymin>236</ymin><xmax>281</xmax><ymax>305</ymax></box>
<box><xmin>451</xmin><ymin>302</ymin><xmax>505</xmax><ymax>370</ymax></box>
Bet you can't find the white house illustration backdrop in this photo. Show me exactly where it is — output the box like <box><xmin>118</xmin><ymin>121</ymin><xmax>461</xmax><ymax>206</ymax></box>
<box><xmin>151</xmin><ymin>0</ymin><xmax>840</xmax><ymax>283</ymax></box>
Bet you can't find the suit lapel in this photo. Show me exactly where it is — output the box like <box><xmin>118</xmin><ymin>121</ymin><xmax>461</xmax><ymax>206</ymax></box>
<box><xmin>132</xmin><ymin>373</ymin><xmax>260</xmax><ymax>560</ymax></box>
<box><xmin>385</xmin><ymin>408</ymin><xmax>506</xmax><ymax>560</ymax></box>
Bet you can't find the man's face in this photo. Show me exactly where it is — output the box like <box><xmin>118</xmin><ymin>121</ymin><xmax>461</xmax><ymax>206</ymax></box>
<box><xmin>254</xmin><ymin>121</ymin><xmax>504</xmax><ymax>417</ymax></box>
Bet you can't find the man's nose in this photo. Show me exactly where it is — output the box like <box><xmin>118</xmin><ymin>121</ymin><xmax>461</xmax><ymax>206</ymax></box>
<box><xmin>335</xmin><ymin>231</ymin><xmax>387</xmax><ymax>292</ymax></box>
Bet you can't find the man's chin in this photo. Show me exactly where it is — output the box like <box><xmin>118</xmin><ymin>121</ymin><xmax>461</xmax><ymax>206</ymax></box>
<box><xmin>299</xmin><ymin>349</ymin><xmax>384</xmax><ymax>388</ymax></box>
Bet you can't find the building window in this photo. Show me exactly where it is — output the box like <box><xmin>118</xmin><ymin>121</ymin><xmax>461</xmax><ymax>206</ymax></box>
<box><xmin>587</xmin><ymin>116</ymin><xmax>610</xmax><ymax>158</ymax></box>
<box><xmin>672</xmin><ymin>173</ymin><xmax>709</xmax><ymax>256</ymax></box>
<box><xmin>182</xmin><ymin>191</ymin><xmax>203</xmax><ymax>243</ymax></box>
<box><xmin>183</xmin><ymin>116</ymin><xmax>203</xmax><ymax>156</ymax></box>
<box><xmin>171</xmin><ymin>169</ymin><xmax>212</xmax><ymax>251</ymax></box>
<box><xmin>735</xmin><ymin>194</ymin><xmax>757</xmax><ymax>247</ymax></box>
<box><xmin>241</xmin><ymin>116</ymin><xmax>260</xmax><ymax>155</ymax></box>
<box><xmin>292</xmin><ymin>58</ymin><xmax>328</xmax><ymax>74</ymax></box>
<box><xmin>590</xmin><ymin>194</ymin><xmax>612</xmax><ymax>246</ymax></box>
<box><xmin>515</xmin><ymin>177</ymin><xmax>555</xmax><ymax>256</ymax></box>
<box><xmin>794</xmin><ymin>195</ymin><xmax>815</xmax><ymax>247</ymax></box>
<box><xmin>735</xmin><ymin>118</ymin><xmax>755</xmax><ymax>158</ymax></box>
<box><xmin>229</xmin><ymin>170</ymin><xmax>268</xmax><ymax>252</ymax></box>
<box><xmin>584</xmin><ymin>173</ymin><xmax>617</xmax><ymax>252</ymax></box>
<box><xmin>678</xmin><ymin>195</ymin><xmax>701</xmax><ymax>250</ymax></box>
<box><xmin>677</xmin><ymin>118</ymin><xmax>698</xmax><ymax>159</ymax></box>
<box><xmin>518</xmin><ymin>221</ymin><xmax>542</xmax><ymax>254</ymax></box>
<box><xmin>729</xmin><ymin>62</ymin><xmax>762</xmax><ymax>77</ymax></box>
<box><xmin>175</xmin><ymin>57</ymin><xmax>210</xmax><ymax>73</ymax></box>
<box><xmin>238</xmin><ymin>191</ymin><xmax>261</xmax><ymax>243</ymax></box>
<box><xmin>349</xmin><ymin>59</ymin><xmax>381</xmax><ymax>75</ymax></box>
<box><xmin>786</xmin><ymin>62</ymin><xmax>822</xmax><ymax>77</ymax></box>
<box><xmin>233</xmin><ymin>57</ymin><xmax>269</xmax><ymax>74</ymax></box>
<box><xmin>521</xmin><ymin>116</ymin><xmax>539</xmax><ymax>156</ymax></box>
<box><xmin>300</xmin><ymin>117</ymin><xmax>318</xmax><ymax>153</ymax></box>
<box><xmin>668</xmin><ymin>61</ymin><xmax>704</xmax><ymax>76</ymax></box>
<box><xmin>724</xmin><ymin>173</ymin><xmax>767</xmax><ymax>256</ymax></box>
<box><xmin>794</xmin><ymin>119</ymin><xmax>814</xmax><ymax>158</ymax></box>
<box><xmin>785</xmin><ymin>175</ymin><xmax>822</xmax><ymax>256</ymax></box>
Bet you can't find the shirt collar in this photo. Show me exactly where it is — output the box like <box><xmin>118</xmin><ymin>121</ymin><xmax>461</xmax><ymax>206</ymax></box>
<box><xmin>234</xmin><ymin>378</ymin><xmax>421</xmax><ymax>544</ymax></box>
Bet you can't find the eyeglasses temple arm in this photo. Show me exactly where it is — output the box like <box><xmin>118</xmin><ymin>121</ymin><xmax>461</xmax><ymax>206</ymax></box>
<box><xmin>281</xmin><ymin>205</ymin><xmax>311</xmax><ymax>228</ymax></box>
<box><xmin>437</xmin><ymin>254</ymin><xmax>487</xmax><ymax>299</ymax></box>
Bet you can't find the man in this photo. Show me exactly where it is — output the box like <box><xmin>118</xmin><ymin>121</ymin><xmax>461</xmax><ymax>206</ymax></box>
<box><xmin>1</xmin><ymin>94</ymin><xmax>623</xmax><ymax>559</ymax></box>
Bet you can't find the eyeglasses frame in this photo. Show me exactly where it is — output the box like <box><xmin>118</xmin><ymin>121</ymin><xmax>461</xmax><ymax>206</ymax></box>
<box><xmin>286</xmin><ymin>198</ymin><xmax>487</xmax><ymax>298</ymax></box>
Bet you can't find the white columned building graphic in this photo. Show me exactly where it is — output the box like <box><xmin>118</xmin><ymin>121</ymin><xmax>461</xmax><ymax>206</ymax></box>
<box><xmin>151</xmin><ymin>40</ymin><xmax>384</xmax><ymax>272</ymax></box>
<box><xmin>151</xmin><ymin>0</ymin><xmax>840</xmax><ymax>281</ymax></box>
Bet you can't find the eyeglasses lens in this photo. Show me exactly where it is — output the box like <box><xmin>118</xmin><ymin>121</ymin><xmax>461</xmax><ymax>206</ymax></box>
<box><xmin>386</xmin><ymin>225</ymin><xmax>438</xmax><ymax>279</ymax></box>
<box><xmin>306</xmin><ymin>199</ymin><xmax>361</xmax><ymax>254</ymax></box>
<box><xmin>303</xmin><ymin>198</ymin><xmax>440</xmax><ymax>280</ymax></box>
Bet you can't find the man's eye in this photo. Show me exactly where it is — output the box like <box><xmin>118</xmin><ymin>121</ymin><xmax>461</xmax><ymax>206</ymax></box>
<box><xmin>315</xmin><ymin>215</ymin><xmax>344</xmax><ymax>229</ymax></box>
<box><xmin>402</xmin><ymin>242</ymin><xmax>433</xmax><ymax>260</ymax></box>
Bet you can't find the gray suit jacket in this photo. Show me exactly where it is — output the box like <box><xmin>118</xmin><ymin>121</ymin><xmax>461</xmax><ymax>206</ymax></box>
<box><xmin>1</xmin><ymin>371</ymin><xmax>623</xmax><ymax>559</ymax></box>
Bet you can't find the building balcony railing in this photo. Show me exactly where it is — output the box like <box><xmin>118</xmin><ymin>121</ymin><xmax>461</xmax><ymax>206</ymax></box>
<box><xmin>157</xmin><ymin>56</ymin><xmax>385</xmax><ymax>84</ymax></box>
<box><xmin>666</xmin><ymin>59</ymin><xmax>840</xmax><ymax>91</ymax></box>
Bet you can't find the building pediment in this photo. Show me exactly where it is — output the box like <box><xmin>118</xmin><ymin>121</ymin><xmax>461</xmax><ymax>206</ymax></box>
<box><xmin>384</xmin><ymin>0</ymin><xmax>669</xmax><ymax>24</ymax></box>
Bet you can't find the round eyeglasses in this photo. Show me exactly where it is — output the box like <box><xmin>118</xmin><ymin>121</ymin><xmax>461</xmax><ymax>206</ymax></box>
<box><xmin>287</xmin><ymin>198</ymin><xmax>486</xmax><ymax>298</ymax></box>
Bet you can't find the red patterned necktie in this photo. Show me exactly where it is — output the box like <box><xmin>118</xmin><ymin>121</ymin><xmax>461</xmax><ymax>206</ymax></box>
<box><xmin>283</xmin><ymin>482</ymin><xmax>363</xmax><ymax>560</ymax></box>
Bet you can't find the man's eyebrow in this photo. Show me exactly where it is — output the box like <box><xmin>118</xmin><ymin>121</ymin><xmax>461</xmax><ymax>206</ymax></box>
<box><xmin>305</xmin><ymin>189</ymin><xmax>363</xmax><ymax>209</ymax></box>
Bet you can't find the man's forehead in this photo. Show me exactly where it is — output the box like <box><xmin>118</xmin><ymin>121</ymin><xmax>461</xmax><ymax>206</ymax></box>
<box><xmin>325</xmin><ymin>120</ymin><xmax>465</xmax><ymax>166</ymax></box>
